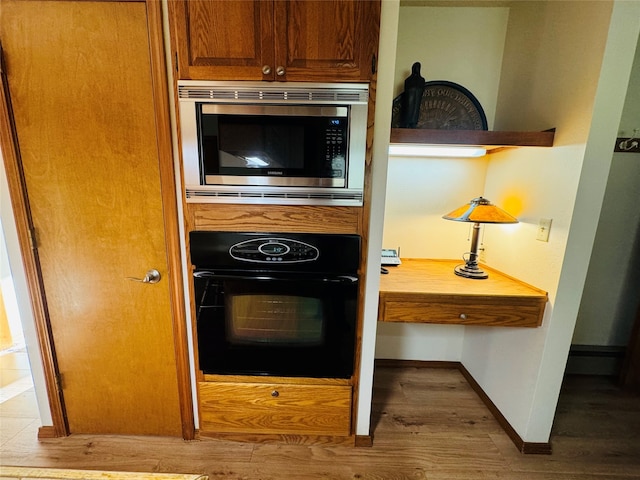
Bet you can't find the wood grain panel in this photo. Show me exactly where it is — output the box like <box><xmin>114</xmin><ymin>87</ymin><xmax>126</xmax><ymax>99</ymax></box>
<box><xmin>188</xmin><ymin>204</ymin><xmax>362</xmax><ymax>234</ymax></box>
<box><xmin>380</xmin><ymin>297</ymin><xmax>544</xmax><ymax>327</ymax></box>
<box><xmin>0</xmin><ymin>43</ymin><xmax>68</xmax><ymax>437</ymax></box>
<box><xmin>6</xmin><ymin>366</ymin><xmax>640</xmax><ymax>470</ymax></box>
<box><xmin>378</xmin><ymin>259</ymin><xmax>547</xmax><ymax>328</ymax></box>
<box><xmin>1</xmin><ymin>0</ymin><xmax>182</xmax><ymax>436</ymax></box>
<box><xmin>199</xmin><ymin>381</ymin><xmax>352</xmax><ymax>436</ymax></box>
<box><xmin>198</xmin><ymin>431</ymin><xmax>356</xmax><ymax>446</ymax></box>
<box><xmin>203</xmin><ymin>374</ymin><xmax>351</xmax><ymax>385</ymax></box>
<box><xmin>390</xmin><ymin>128</ymin><xmax>556</xmax><ymax>149</ymax></box>
<box><xmin>169</xmin><ymin>0</ymin><xmax>274</xmax><ymax>80</ymax></box>
<box><xmin>169</xmin><ymin>0</ymin><xmax>379</xmax><ymax>82</ymax></box>
<box><xmin>145</xmin><ymin>0</ymin><xmax>194</xmax><ymax>439</ymax></box>
<box><xmin>274</xmin><ymin>0</ymin><xmax>380</xmax><ymax>82</ymax></box>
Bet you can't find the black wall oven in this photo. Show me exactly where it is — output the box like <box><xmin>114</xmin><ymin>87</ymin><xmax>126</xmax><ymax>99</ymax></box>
<box><xmin>190</xmin><ymin>231</ymin><xmax>360</xmax><ymax>379</ymax></box>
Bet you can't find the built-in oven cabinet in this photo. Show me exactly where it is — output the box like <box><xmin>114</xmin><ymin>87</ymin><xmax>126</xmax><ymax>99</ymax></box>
<box><xmin>168</xmin><ymin>0</ymin><xmax>380</xmax><ymax>82</ymax></box>
<box><xmin>199</xmin><ymin>378</ymin><xmax>352</xmax><ymax>436</ymax></box>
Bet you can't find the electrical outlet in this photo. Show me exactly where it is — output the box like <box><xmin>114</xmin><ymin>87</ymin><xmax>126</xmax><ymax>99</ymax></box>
<box><xmin>537</xmin><ymin>218</ymin><xmax>552</xmax><ymax>242</ymax></box>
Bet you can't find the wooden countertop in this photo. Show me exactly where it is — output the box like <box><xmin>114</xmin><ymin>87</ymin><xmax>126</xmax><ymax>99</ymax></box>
<box><xmin>379</xmin><ymin>259</ymin><xmax>547</xmax><ymax>298</ymax></box>
<box><xmin>378</xmin><ymin>259</ymin><xmax>548</xmax><ymax>327</ymax></box>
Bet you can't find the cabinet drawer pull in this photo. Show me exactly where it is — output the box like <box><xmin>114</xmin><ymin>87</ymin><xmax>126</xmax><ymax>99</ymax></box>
<box><xmin>276</xmin><ymin>66</ymin><xmax>286</xmax><ymax>76</ymax></box>
<box><xmin>271</xmin><ymin>390</ymin><xmax>279</xmax><ymax>398</ymax></box>
<box><xmin>459</xmin><ymin>313</ymin><xmax>467</xmax><ymax>320</ymax></box>
<box><xmin>262</xmin><ymin>65</ymin><xmax>271</xmax><ymax>75</ymax></box>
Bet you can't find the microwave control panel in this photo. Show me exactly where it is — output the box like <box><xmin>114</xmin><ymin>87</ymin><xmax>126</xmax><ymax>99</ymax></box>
<box><xmin>324</xmin><ymin>121</ymin><xmax>346</xmax><ymax>178</ymax></box>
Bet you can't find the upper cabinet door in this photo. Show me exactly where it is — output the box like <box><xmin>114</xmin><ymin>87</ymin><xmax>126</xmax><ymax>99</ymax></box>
<box><xmin>273</xmin><ymin>0</ymin><xmax>380</xmax><ymax>82</ymax></box>
<box><xmin>169</xmin><ymin>0</ymin><xmax>380</xmax><ymax>82</ymax></box>
<box><xmin>170</xmin><ymin>0</ymin><xmax>275</xmax><ymax>81</ymax></box>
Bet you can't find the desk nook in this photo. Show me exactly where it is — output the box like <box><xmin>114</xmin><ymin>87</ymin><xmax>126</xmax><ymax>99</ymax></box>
<box><xmin>378</xmin><ymin>259</ymin><xmax>548</xmax><ymax>328</ymax></box>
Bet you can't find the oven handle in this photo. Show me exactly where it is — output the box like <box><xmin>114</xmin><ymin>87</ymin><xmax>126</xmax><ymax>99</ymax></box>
<box><xmin>193</xmin><ymin>271</ymin><xmax>358</xmax><ymax>283</ymax></box>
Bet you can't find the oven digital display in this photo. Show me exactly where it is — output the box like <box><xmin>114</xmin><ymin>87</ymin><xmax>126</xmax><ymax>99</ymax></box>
<box><xmin>258</xmin><ymin>242</ymin><xmax>288</xmax><ymax>256</ymax></box>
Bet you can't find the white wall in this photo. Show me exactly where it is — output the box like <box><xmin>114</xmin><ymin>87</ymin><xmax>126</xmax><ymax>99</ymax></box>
<box><xmin>374</xmin><ymin>0</ymin><xmax>640</xmax><ymax>444</ymax></box>
<box><xmin>356</xmin><ymin>0</ymin><xmax>400</xmax><ymax>436</ymax></box>
<box><xmin>465</xmin><ymin>0</ymin><xmax>638</xmax><ymax>442</ymax></box>
<box><xmin>393</xmin><ymin>6</ymin><xmax>509</xmax><ymax>129</ymax></box>
<box><xmin>0</xmin><ymin>151</ymin><xmax>53</xmax><ymax>425</ymax></box>
<box><xmin>573</xmin><ymin>37</ymin><xmax>640</xmax><ymax>347</ymax></box>
<box><xmin>376</xmin><ymin>3</ymin><xmax>508</xmax><ymax>363</ymax></box>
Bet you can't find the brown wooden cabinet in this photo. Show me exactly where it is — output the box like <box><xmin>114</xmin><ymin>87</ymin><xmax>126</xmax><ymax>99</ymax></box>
<box><xmin>378</xmin><ymin>259</ymin><xmax>548</xmax><ymax>328</ymax></box>
<box><xmin>168</xmin><ymin>0</ymin><xmax>380</xmax><ymax>82</ymax></box>
<box><xmin>199</xmin><ymin>377</ymin><xmax>352</xmax><ymax>436</ymax></box>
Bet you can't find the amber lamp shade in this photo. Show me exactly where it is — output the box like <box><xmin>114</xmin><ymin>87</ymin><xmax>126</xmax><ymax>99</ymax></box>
<box><xmin>443</xmin><ymin>197</ymin><xmax>518</xmax><ymax>279</ymax></box>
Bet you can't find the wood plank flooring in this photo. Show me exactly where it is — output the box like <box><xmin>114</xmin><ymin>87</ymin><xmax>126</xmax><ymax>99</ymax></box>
<box><xmin>1</xmin><ymin>364</ymin><xmax>639</xmax><ymax>479</ymax></box>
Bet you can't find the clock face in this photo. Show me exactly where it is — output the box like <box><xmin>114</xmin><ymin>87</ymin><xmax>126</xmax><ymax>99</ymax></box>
<box><xmin>392</xmin><ymin>81</ymin><xmax>487</xmax><ymax>130</ymax></box>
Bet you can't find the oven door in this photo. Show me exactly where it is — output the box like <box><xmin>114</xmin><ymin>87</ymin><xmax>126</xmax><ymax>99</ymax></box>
<box><xmin>193</xmin><ymin>271</ymin><xmax>358</xmax><ymax>378</ymax></box>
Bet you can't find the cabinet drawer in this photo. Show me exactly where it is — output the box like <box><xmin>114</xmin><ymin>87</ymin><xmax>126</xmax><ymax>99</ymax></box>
<box><xmin>199</xmin><ymin>382</ymin><xmax>352</xmax><ymax>436</ymax></box>
<box><xmin>379</xmin><ymin>295</ymin><xmax>545</xmax><ymax>327</ymax></box>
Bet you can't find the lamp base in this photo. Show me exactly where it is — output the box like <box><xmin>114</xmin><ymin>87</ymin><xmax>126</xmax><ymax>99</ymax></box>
<box><xmin>454</xmin><ymin>262</ymin><xmax>488</xmax><ymax>280</ymax></box>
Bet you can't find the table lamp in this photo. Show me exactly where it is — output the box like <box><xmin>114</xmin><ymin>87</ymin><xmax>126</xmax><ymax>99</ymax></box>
<box><xmin>442</xmin><ymin>197</ymin><xmax>518</xmax><ymax>279</ymax></box>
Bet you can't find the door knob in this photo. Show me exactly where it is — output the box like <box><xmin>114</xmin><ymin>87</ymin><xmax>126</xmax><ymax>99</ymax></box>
<box><xmin>127</xmin><ymin>269</ymin><xmax>161</xmax><ymax>284</ymax></box>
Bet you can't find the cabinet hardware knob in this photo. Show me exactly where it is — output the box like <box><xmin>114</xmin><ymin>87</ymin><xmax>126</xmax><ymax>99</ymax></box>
<box><xmin>271</xmin><ymin>390</ymin><xmax>279</xmax><ymax>397</ymax></box>
<box><xmin>262</xmin><ymin>65</ymin><xmax>271</xmax><ymax>75</ymax></box>
<box><xmin>459</xmin><ymin>313</ymin><xmax>467</xmax><ymax>320</ymax></box>
<box><xmin>276</xmin><ymin>66</ymin><xmax>286</xmax><ymax>76</ymax></box>
<box><xmin>126</xmin><ymin>269</ymin><xmax>161</xmax><ymax>284</ymax></box>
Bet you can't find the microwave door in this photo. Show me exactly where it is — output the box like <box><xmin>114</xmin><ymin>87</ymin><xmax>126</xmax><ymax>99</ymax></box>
<box><xmin>199</xmin><ymin>105</ymin><xmax>348</xmax><ymax>188</ymax></box>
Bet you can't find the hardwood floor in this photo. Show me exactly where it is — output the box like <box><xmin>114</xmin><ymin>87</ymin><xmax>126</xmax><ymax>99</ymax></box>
<box><xmin>1</xmin><ymin>364</ymin><xmax>639</xmax><ymax>479</ymax></box>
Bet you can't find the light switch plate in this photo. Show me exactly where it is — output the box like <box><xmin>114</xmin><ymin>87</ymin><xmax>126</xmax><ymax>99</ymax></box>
<box><xmin>537</xmin><ymin>218</ymin><xmax>552</xmax><ymax>242</ymax></box>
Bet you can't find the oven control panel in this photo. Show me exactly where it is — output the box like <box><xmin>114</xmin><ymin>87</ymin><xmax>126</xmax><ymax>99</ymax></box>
<box><xmin>229</xmin><ymin>237</ymin><xmax>319</xmax><ymax>263</ymax></box>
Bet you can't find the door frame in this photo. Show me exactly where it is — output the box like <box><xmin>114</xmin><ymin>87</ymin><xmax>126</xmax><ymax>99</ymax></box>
<box><xmin>0</xmin><ymin>41</ymin><xmax>67</xmax><ymax>437</ymax></box>
<box><xmin>0</xmin><ymin>0</ymin><xmax>195</xmax><ymax>439</ymax></box>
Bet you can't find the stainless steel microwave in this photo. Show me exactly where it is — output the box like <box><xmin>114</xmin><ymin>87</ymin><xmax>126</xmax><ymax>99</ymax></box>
<box><xmin>177</xmin><ymin>81</ymin><xmax>369</xmax><ymax>206</ymax></box>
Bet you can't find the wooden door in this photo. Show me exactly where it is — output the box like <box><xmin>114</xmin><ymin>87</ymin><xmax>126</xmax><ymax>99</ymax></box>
<box><xmin>169</xmin><ymin>0</ymin><xmax>275</xmax><ymax>81</ymax></box>
<box><xmin>273</xmin><ymin>0</ymin><xmax>381</xmax><ymax>82</ymax></box>
<box><xmin>0</xmin><ymin>0</ymin><xmax>183</xmax><ymax>436</ymax></box>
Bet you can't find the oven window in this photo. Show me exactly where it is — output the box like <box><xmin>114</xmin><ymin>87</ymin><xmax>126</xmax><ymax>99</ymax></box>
<box><xmin>226</xmin><ymin>294</ymin><xmax>324</xmax><ymax>346</ymax></box>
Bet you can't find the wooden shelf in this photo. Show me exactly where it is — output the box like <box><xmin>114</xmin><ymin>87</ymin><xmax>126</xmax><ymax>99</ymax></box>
<box><xmin>378</xmin><ymin>259</ymin><xmax>548</xmax><ymax>328</ymax></box>
<box><xmin>390</xmin><ymin>128</ymin><xmax>555</xmax><ymax>153</ymax></box>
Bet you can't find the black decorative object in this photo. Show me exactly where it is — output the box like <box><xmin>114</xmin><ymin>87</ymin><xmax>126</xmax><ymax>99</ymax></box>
<box><xmin>392</xmin><ymin>80</ymin><xmax>488</xmax><ymax>131</ymax></box>
<box><xmin>400</xmin><ymin>62</ymin><xmax>425</xmax><ymax>128</ymax></box>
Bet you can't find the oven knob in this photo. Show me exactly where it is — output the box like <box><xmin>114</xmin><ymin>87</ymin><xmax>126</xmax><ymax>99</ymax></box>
<box><xmin>271</xmin><ymin>390</ymin><xmax>279</xmax><ymax>398</ymax></box>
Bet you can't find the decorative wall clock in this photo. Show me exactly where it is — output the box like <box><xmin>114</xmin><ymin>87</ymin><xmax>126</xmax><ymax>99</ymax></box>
<box><xmin>392</xmin><ymin>80</ymin><xmax>488</xmax><ymax>130</ymax></box>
